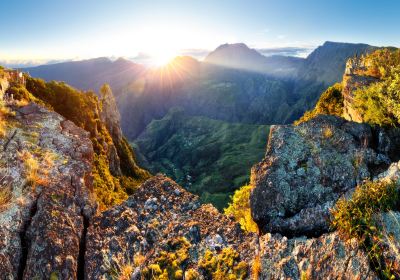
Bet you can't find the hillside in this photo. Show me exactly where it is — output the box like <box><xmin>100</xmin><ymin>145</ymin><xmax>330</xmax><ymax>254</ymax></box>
<box><xmin>1</xmin><ymin>70</ymin><xmax>150</xmax><ymax>209</ymax></box>
<box><xmin>134</xmin><ymin>108</ymin><xmax>270</xmax><ymax>209</ymax></box>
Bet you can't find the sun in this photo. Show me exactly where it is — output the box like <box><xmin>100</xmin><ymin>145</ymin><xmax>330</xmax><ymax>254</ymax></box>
<box><xmin>152</xmin><ymin>51</ymin><xmax>177</xmax><ymax>67</ymax></box>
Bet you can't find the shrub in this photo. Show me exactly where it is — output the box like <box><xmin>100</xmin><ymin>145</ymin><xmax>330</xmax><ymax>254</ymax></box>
<box><xmin>295</xmin><ymin>83</ymin><xmax>343</xmax><ymax>125</ymax></box>
<box><xmin>331</xmin><ymin>180</ymin><xmax>398</xmax><ymax>278</ymax></box>
<box><xmin>142</xmin><ymin>237</ymin><xmax>191</xmax><ymax>280</ymax></box>
<box><xmin>224</xmin><ymin>185</ymin><xmax>259</xmax><ymax>233</ymax></box>
<box><xmin>198</xmin><ymin>247</ymin><xmax>248</xmax><ymax>280</ymax></box>
<box><xmin>354</xmin><ymin>66</ymin><xmax>400</xmax><ymax>127</ymax></box>
<box><xmin>92</xmin><ymin>154</ymin><xmax>128</xmax><ymax>210</ymax></box>
<box><xmin>352</xmin><ymin>49</ymin><xmax>400</xmax><ymax>127</ymax></box>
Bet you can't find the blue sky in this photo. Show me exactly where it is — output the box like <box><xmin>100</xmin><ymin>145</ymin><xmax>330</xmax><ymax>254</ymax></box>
<box><xmin>1</xmin><ymin>0</ymin><xmax>400</xmax><ymax>66</ymax></box>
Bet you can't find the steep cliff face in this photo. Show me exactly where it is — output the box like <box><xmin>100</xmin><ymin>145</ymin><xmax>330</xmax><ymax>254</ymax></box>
<box><xmin>0</xmin><ymin>103</ymin><xmax>96</xmax><ymax>279</ymax></box>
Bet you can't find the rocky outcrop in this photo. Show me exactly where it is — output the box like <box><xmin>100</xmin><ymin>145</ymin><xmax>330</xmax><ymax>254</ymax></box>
<box><xmin>85</xmin><ymin>174</ymin><xmax>258</xmax><ymax>279</ymax></box>
<box><xmin>250</xmin><ymin>115</ymin><xmax>390</xmax><ymax>236</ymax></box>
<box><xmin>0</xmin><ymin>103</ymin><xmax>96</xmax><ymax>279</ymax></box>
<box><xmin>100</xmin><ymin>84</ymin><xmax>123</xmax><ymax>143</ymax></box>
<box><xmin>342</xmin><ymin>57</ymin><xmax>379</xmax><ymax>122</ymax></box>
<box><xmin>259</xmin><ymin>232</ymin><xmax>378</xmax><ymax>279</ymax></box>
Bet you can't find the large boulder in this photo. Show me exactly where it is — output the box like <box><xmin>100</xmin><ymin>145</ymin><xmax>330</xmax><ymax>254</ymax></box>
<box><xmin>250</xmin><ymin>115</ymin><xmax>390</xmax><ymax>236</ymax></box>
<box><xmin>0</xmin><ymin>103</ymin><xmax>96</xmax><ymax>279</ymax></box>
<box><xmin>259</xmin><ymin>232</ymin><xmax>378</xmax><ymax>279</ymax></box>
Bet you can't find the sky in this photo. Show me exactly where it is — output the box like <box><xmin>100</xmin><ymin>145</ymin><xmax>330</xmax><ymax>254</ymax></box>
<box><xmin>1</xmin><ymin>0</ymin><xmax>400</xmax><ymax>66</ymax></box>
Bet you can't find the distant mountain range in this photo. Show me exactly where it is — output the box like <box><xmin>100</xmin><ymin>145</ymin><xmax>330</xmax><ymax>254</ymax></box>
<box><xmin>204</xmin><ymin>43</ymin><xmax>303</xmax><ymax>76</ymax></box>
<box><xmin>24</xmin><ymin>41</ymin><xmax>378</xmax><ymax>134</ymax></box>
<box><xmin>24</xmin><ymin>57</ymin><xmax>145</xmax><ymax>93</ymax></box>
<box><xmin>22</xmin><ymin>41</ymin><xmax>379</xmax><ymax>206</ymax></box>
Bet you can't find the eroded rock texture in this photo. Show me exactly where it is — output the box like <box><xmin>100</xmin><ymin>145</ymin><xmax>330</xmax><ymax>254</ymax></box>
<box><xmin>250</xmin><ymin>115</ymin><xmax>390</xmax><ymax>236</ymax></box>
<box><xmin>85</xmin><ymin>174</ymin><xmax>258</xmax><ymax>279</ymax></box>
<box><xmin>259</xmin><ymin>232</ymin><xmax>378</xmax><ymax>280</ymax></box>
<box><xmin>0</xmin><ymin>103</ymin><xmax>96</xmax><ymax>279</ymax></box>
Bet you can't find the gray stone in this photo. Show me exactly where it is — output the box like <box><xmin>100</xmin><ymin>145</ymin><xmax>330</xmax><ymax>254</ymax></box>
<box><xmin>250</xmin><ymin>115</ymin><xmax>387</xmax><ymax>236</ymax></box>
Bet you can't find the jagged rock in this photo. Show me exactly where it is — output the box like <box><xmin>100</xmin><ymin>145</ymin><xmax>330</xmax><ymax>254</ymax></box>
<box><xmin>342</xmin><ymin>57</ymin><xmax>379</xmax><ymax>122</ymax></box>
<box><xmin>259</xmin><ymin>232</ymin><xmax>378</xmax><ymax>279</ymax></box>
<box><xmin>0</xmin><ymin>76</ymin><xmax>9</xmax><ymax>98</ymax></box>
<box><xmin>100</xmin><ymin>84</ymin><xmax>123</xmax><ymax>143</ymax></box>
<box><xmin>85</xmin><ymin>175</ymin><xmax>258</xmax><ymax>279</ymax></box>
<box><xmin>250</xmin><ymin>115</ymin><xmax>389</xmax><ymax>236</ymax></box>
<box><xmin>374</xmin><ymin>211</ymin><xmax>400</xmax><ymax>278</ymax></box>
<box><xmin>0</xmin><ymin>103</ymin><xmax>96</xmax><ymax>279</ymax></box>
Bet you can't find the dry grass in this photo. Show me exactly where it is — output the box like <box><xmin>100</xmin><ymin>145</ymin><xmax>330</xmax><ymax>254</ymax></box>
<box><xmin>0</xmin><ymin>100</ymin><xmax>12</xmax><ymax>138</ymax></box>
<box><xmin>0</xmin><ymin>185</ymin><xmax>12</xmax><ymax>211</ymax></box>
<box><xmin>322</xmin><ymin>126</ymin><xmax>334</xmax><ymax>139</ymax></box>
<box><xmin>106</xmin><ymin>253</ymin><xmax>146</xmax><ymax>280</ymax></box>
<box><xmin>251</xmin><ymin>253</ymin><xmax>261</xmax><ymax>280</ymax></box>
<box><xmin>13</xmin><ymin>99</ymin><xmax>29</xmax><ymax>107</ymax></box>
<box><xmin>18</xmin><ymin>150</ymin><xmax>55</xmax><ymax>190</ymax></box>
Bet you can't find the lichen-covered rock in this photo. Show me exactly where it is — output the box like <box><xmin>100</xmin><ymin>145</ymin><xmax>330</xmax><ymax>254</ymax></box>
<box><xmin>0</xmin><ymin>103</ymin><xmax>96</xmax><ymax>279</ymax></box>
<box><xmin>250</xmin><ymin>115</ymin><xmax>389</xmax><ymax>236</ymax></box>
<box><xmin>85</xmin><ymin>174</ymin><xmax>258</xmax><ymax>279</ymax></box>
<box><xmin>259</xmin><ymin>232</ymin><xmax>378</xmax><ymax>279</ymax></box>
<box><xmin>373</xmin><ymin>211</ymin><xmax>400</xmax><ymax>278</ymax></box>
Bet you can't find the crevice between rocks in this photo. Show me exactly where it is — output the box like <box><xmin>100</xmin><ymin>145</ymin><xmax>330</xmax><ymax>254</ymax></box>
<box><xmin>3</xmin><ymin>129</ymin><xmax>17</xmax><ymax>152</ymax></box>
<box><xmin>77</xmin><ymin>210</ymin><xmax>89</xmax><ymax>280</ymax></box>
<box><xmin>17</xmin><ymin>197</ymin><xmax>38</xmax><ymax>280</ymax></box>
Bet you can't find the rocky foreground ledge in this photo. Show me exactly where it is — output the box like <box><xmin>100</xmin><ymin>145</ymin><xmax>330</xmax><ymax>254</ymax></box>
<box><xmin>1</xmin><ymin>104</ymin><xmax>399</xmax><ymax>279</ymax></box>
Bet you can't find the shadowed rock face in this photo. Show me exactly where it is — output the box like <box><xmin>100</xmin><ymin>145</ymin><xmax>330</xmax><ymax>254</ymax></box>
<box><xmin>0</xmin><ymin>103</ymin><xmax>96</xmax><ymax>279</ymax></box>
<box><xmin>85</xmin><ymin>174</ymin><xmax>258</xmax><ymax>279</ymax></box>
<box><xmin>250</xmin><ymin>115</ymin><xmax>390</xmax><ymax>237</ymax></box>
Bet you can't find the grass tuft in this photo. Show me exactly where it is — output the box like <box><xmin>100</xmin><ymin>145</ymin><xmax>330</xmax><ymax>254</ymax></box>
<box><xmin>331</xmin><ymin>179</ymin><xmax>398</xmax><ymax>279</ymax></box>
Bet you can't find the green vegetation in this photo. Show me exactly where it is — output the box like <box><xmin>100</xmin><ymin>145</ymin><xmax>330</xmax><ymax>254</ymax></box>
<box><xmin>25</xmin><ymin>77</ymin><xmax>149</xmax><ymax>209</ymax></box>
<box><xmin>224</xmin><ymin>185</ymin><xmax>258</xmax><ymax>233</ymax></box>
<box><xmin>125</xmin><ymin>238</ymin><xmax>248</xmax><ymax>280</ymax></box>
<box><xmin>5</xmin><ymin>84</ymin><xmax>44</xmax><ymax>105</ymax></box>
<box><xmin>353</xmin><ymin>50</ymin><xmax>400</xmax><ymax>127</ymax></box>
<box><xmin>331</xmin><ymin>180</ymin><xmax>399</xmax><ymax>279</ymax></box>
<box><xmin>295</xmin><ymin>83</ymin><xmax>343</xmax><ymax>125</ymax></box>
<box><xmin>142</xmin><ymin>237</ymin><xmax>191</xmax><ymax>280</ymax></box>
<box><xmin>198</xmin><ymin>247</ymin><xmax>248</xmax><ymax>280</ymax></box>
<box><xmin>135</xmin><ymin>108</ymin><xmax>269</xmax><ymax>210</ymax></box>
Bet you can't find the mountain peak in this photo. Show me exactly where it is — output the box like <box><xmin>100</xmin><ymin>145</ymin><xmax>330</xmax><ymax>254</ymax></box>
<box><xmin>215</xmin><ymin>42</ymin><xmax>251</xmax><ymax>50</ymax></box>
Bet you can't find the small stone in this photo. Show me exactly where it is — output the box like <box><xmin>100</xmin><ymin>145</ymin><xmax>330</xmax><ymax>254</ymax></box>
<box><xmin>174</xmin><ymin>189</ymin><xmax>181</xmax><ymax>196</ymax></box>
